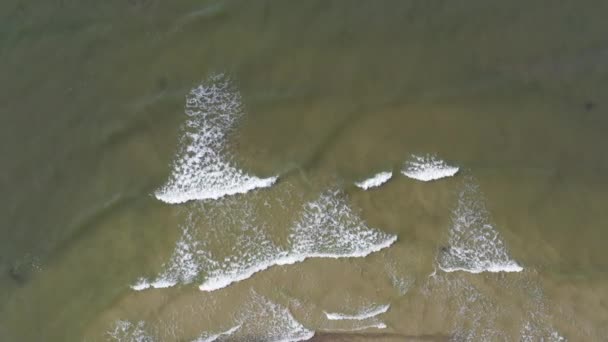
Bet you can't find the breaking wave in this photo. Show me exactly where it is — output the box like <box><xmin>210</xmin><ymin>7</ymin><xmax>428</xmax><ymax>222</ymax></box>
<box><xmin>401</xmin><ymin>154</ymin><xmax>459</xmax><ymax>182</ymax></box>
<box><xmin>437</xmin><ymin>180</ymin><xmax>522</xmax><ymax>273</ymax></box>
<box><xmin>132</xmin><ymin>186</ymin><xmax>396</xmax><ymax>292</ymax></box>
<box><xmin>107</xmin><ymin>320</ymin><xmax>154</xmax><ymax>342</ymax></box>
<box><xmin>191</xmin><ymin>325</ymin><xmax>241</xmax><ymax>342</ymax></box>
<box><xmin>354</xmin><ymin>171</ymin><xmax>393</xmax><ymax>190</ymax></box>
<box><xmin>154</xmin><ymin>74</ymin><xmax>277</xmax><ymax>204</ymax></box>
<box><xmin>235</xmin><ymin>292</ymin><xmax>315</xmax><ymax>342</ymax></box>
<box><xmin>331</xmin><ymin>322</ymin><xmax>387</xmax><ymax>332</ymax></box>
<box><xmin>324</xmin><ymin>304</ymin><xmax>390</xmax><ymax>321</ymax></box>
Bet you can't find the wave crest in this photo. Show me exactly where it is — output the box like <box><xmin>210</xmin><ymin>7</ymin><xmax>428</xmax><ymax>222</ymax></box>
<box><xmin>437</xmin><ymin>180</ymin><xmax>522</xmax><ymax>273</ymax></box>
<box><xmin>155</xmin><ymin>74</ymin><xmax>277</xmax><ymax>204</ymax></box>
<box><xmin>401</xmin><ymin>154</ymin><xmax>459</xmax><ymax>182</ymax></box>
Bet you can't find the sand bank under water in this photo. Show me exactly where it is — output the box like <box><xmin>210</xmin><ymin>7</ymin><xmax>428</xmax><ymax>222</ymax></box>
<box><xmin>309</xmin><ymin>332</ymin><xmax>450</xmax><ymax>341</ymax></box>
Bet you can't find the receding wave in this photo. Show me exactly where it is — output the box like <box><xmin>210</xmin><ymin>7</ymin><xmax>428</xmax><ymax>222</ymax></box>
<box><xmin>354</xmin><ymin>171</ymin><xmax>393</xmax><ymax>190</ymax></box>
<box><xmin>154</xmin><ymin>74</ymin><xmax>277</xmax><ymax>204</ymax></box>
<box><xmin>105</xmin><ymin>293</ymin><xmax>313</xmax><ymax>342</ymax></box>
<box><xmin>521</xmin><ymin>321</ymin><xmax>566</xmax><ymax>342</ymax></box>
<box><xmin>199</xmin><ymin>188</ymin><xmax>397</xmax><ymax>292</ymax></box>
<box><xmin>437</xmin><ymin>179</ymin><xmax>522</xmax><ymax>273</ymax></box>
<box><xmin>236</xmin><ymin>292</ymin><xmax>315</xmax><ymax>342</ymax></box>
<box><xmin>132</xmin><ymin>186</ymin><xmax>396</xmax><ymax>292</ymax></box>
<box><xmin>330</xmin><ymin>322</ymin><xmax>388</xmax><ymax>332</ymax></box>
<box><xmin>107</xmin><ymin>320</ymin><xmax>154</xmax><ymax>342</ymax></box>
<box><xmin>191</xmin><ymin>325</ymin><xmax>241</xmax><ymax>342</ymax></box>
<box><xmin>424</xmin><ymin>271</ymin><xmax>565</xmax><ymax>341</ymax></box>
<box><xmin>324</xmin><ymin>304</ymin><xmax>390</xmax><ymax>321</ymax></box>
<box><xmin>401</xmin><ymin>154</ymin><xmax>459</xmax><ymax>182</ymax></box>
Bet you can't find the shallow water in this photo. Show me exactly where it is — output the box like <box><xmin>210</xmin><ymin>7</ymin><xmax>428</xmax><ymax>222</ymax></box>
<box><xmin>1</xmin><ymin>1</ymin><xmax>608</xmax><ymax>341</ymax></box>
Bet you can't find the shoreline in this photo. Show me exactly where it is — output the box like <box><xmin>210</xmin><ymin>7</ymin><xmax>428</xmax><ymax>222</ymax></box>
<box><xmin>309</xmin><ymin>332</ymin><xmax>451</xmax><ymax>342</ymax></box>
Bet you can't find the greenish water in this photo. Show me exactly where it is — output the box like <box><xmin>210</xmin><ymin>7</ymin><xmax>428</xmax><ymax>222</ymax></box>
<box><xmin>1</xmin><ymin>1</ymin><xmax>608</xmax><ymax>341</ymax></box>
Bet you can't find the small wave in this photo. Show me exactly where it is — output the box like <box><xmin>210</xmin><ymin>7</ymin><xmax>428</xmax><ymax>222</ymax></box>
<box><xmin>192</xmin><ymin>325</ymin><xmax>241</xmax><ymax>342</ymax></box>
<box><xmin>521</xmin><ymin>321</ymin><xmax>566</xmax><ymax>342</ymax></box>
<box><xmin>107</xmin><ymin>320</ymin><xmax>154</xmax><ymax>342</ymax></box>
<box><xmin>437</xmin><ymin>180</ymin><xmax>522</xmax><ymax>274</ymax></box>
<box><xmin>130</xmin><ymin>278</ymin><xmax>175</xmax><ymax>291</ymax></box>
<box><xmin>154</xmin><ymin>74</ymin><xmax>278</xmax><ymax>204</ymax></box>
<box><xmin>324</xmin><ymin>304</ymin><xmax>390</xmax><ymax>321</ymax></box>
<box><xmin>354</xmin><ymin>171</ymin><xmax>393</xmax><ymax>190</ymax></box>
<box><xmin>401</xmin><ymin>154</ymin><xmax>459</xmax><ymax>181</ymax></box>
<box><xmin>133</xmin><ymin>187</ymin><xmax>396</xmax><ymax>292</ymax></box>
<box><xmin>199</xmin><ymin>189</ymin><xmax>397</xmax><ymax>291</ymax></box>
<box><xmin>385</xmin><ymin>263</ymin><xmax>414</xmax><ymax>296</ymax></box>
<box><xmin>424</xmin><ymin>273</ymin><xmax>507</xmax><ymax>341</ymax></box>
<box><xmin>237</xmin><ymin>292</ymin><xmax>315</xmax><ymax>342</ymax></box>
<box><xmin>330</xmin><ymin>322</ymin><xmax>388</xmax><ymax>332</ymax></box>
<box><xmin>351</xmin><ymin>322</ymin><xmax>387</xmax><ymax>331</ymax></box>
<box><xmin>131</xmin><ymin>226</ymin><xmax>211</xmax><ymax>290</ymax></box>
<box><xmin>438</xmin><ymin>261</ymin><xmax>523</xmax><ymax>274</ymax></box>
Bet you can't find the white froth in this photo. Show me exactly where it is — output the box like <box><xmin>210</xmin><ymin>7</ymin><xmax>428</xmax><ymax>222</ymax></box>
<box><xmin>191</xmin><ymin>325</ymin><xmax>241</xmax><ymax>342</ymax></box>
<box><xmin>154</xmin><ymin>74</ymin><xmax>278</xmax><ymax>204</ymax></box>
<box><xmin>331</xmin><ymin>322</ymin><xmax>388</xmax><ymax>332</ymax></box>
<box><xmin>519</xmin><ymin>283</ymin><xmax>567</xmax><ymax>342</ymax></box>
<box><xmin>133</xmin><ymin>186</ymin><xmax>396</xmax><ymax>293</ymax></box>
<box><xmin>237</xmin><ymin>292</ymin><xmax>315</xmax><ymax>342</ymax></box>
<box><xmin>353</xmin><ymin>322</ymin><xmax>387</xmax><ymax>331</ymax></box>
<box><xmin>198</xmin><ymin>252</ymin><xmax>290</xmax><ymax>292</ymax></box>
<box><xmin>521</xmin><ymin>321</ymin><xmax>566</xmax><ymax>342</ymax></box>
<box><xmin>131</xmin><ymin>226</ymin><xmax>209</xmax><ymax>291</ymax></box>
<box><xmin>389</xmin><ymin>273</ymin><xmax>413</xmax><ymax>296</ymax></box>
<box><xmin>425</xmin><ymin>273</ymin><xmax>506</xmax><ymax>341</ymax></box>
<box><xmin>401</xmin><ymin>154</ymin><xmax>459</xmax><ymax>181</ymax></box>
<box><xmin>437</xmin><ymin>180</ymin><xmax>523</xmax><ymax>274</ymax></box>
<box><xmin>289</xmin><ymin>189</ymin><xmax>397</xmax><ymax>258</ymax></box>
<box><xmin>199</xmin><ymin>189</ymin><xmax>397</xmax><ymax>292</ymax></box>
<box><xmin>107</xmin><ymin>320</ymin><xmax>154</xmax><ymax>342</ymax></box>
<box><xmin>354</xmin><ymin>171</ymin><xmax>393</xmax><ymax>190</ymax></box>
<box><xmin>129</xmin><ymin>278</ymin><xmax>177</xmax><ymax>291</ymax></box>
<box><xmin>324</xmin><ymin>304</ymin><xmax>390</xmax><ymax>321</ymax></box>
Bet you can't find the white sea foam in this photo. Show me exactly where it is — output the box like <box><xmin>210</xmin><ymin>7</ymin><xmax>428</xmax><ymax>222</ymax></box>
<box><xmin>401</xmin><ymin>154</ymin><xmax>459</xmax><ymax>181</ymax></box>
<box><xmin>107</xmin><ymin>320</ymin><xmax>154</xmax><ymax>342</ymax></box>
<box><xmin>236</xmin><ymin>292</ymin><xmax>315</xmax><ymax>342</ymax></box>
<box><xmin>437</xmin><ymin>180</ymin><xmax>523</xmax><ymax>274</ymax></box>
<box><xmin>521</xmin><ymin>321</ymin><xmax>566</xmax><ymax>342</ymax></box>
<box><xmin>331</xmin><ymin>322</ymin><xmax>388</xmax><ymax>332</ymax></box>
<box><xmin>350</xmin><ymin>322</ymin><xmax>387</xmax><ymax>331</ymax></box>
<box><xmin>154</xmin><ymin>74</ymin><xmax>278</xmax><ymax>204</ymax></box>
<box><xmin>191</xmin><ymin>324</ymin><xmax>241</xmax><ymax>342</ymax></box>
<box><xmin>354</xmin><ymin>171</ymin><xmax>393</xmax><ymax>190</ymax></box>
<box><xmin>424</xmin><ymin>273</ymin><xmax>507</xmax><ymax>341</ymax></box>
<box><xmin>386</xmin><ymin>267</ymin><xmax>413</xmax><ymax>296</ymax></box>
<box><xmin>131</xmin><ymin>225</ymin><xmax>212</xmax><ymax>290</ymax></box>
<box><xmin>199</xmin><ymin>189</ymin><xmax>397</xmax><ymax>291</ymax></box>
<box><xmin>519</xmin><ymin>281</ymin><xmax>567</xmax><ymax>342</ymax></box>
<box><xmin>132</xmin><ymin>186</ymin><xmax>396</xmax><ymax>292</ymax></box>
<box><xmin>129</xmin><ymin>278</ymin><xmax>176</xmax><ymax>291</ymax></box>
<box><xmin>324</xmin><ymin>304</ymin><xmax>390</xmax><ymax>321</ymax></box>
<box><xmin>424</xmin><ymin>269</ymin><xmax>566</xmax><ymax>341</ymax></box>
<box><xmin>288</xmin><ymin>189</ymin><xmax>397</xmax><ymax>259</ymax></box>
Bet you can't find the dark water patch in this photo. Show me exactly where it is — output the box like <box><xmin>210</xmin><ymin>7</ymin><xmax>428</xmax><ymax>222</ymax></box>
<box><xmin>584</xmin><ymin>101</ymin><xmax>596</xmax><ymax>111</ymax></box>
<box><xmin>46</xmin><ymin>188</ymin><xmax>154</xmax><ymax>265</ymax></box>
<box><xmin>300</xmin><ymin>109</ymin><xmax>367</xmax><ymax>172</ymax></box>
<box><xmin>99</xmin><ymin>93</ymin><xmax>183</xmax><ymax>152</ymax></box>
<box><xmin>168</xmin><ymin>0</ymin><xmax>229</xmax><ymax>35</ymax></box>
<box><xmin>5</xmin><ymin>254</ymin><xmax>41</xmax><ymax>287</ymax></box>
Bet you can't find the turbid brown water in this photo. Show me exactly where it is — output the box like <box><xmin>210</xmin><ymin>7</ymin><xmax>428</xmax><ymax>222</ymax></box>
<box><xmin>1</xmin><ymin>1</ymin><xmax>608</xmax><ymax>341</ymax></box>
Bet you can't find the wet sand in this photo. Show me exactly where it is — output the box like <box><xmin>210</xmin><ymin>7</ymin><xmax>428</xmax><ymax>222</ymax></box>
<box><xmin>309</xmin><ymin>332</ymin><xmax>450</xmax><ymax>342</ymax></box>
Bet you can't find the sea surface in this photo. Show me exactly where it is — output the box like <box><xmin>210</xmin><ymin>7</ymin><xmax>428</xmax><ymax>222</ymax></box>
<box><xmin>1</xmin><ymin>1</ymin><xmax>608</xmax><ymax>341</ymax></box>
